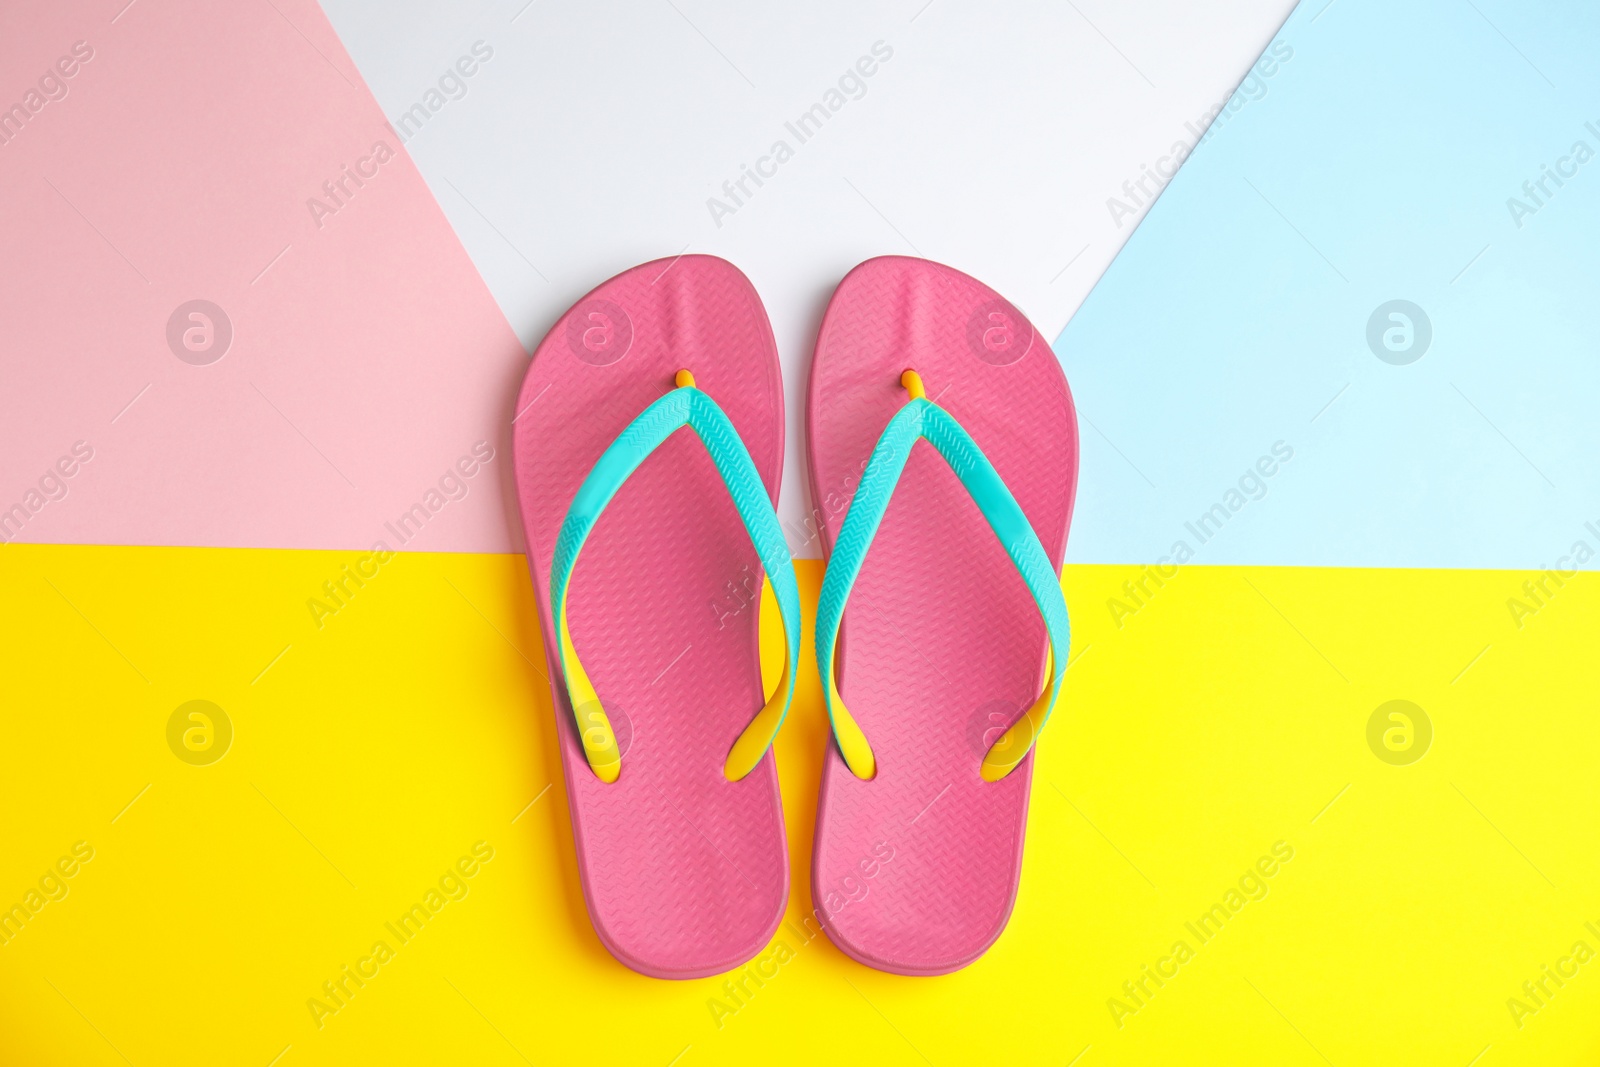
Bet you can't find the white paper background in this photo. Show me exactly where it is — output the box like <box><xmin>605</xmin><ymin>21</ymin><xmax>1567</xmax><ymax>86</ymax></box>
<box><xmin>319</xmin><ymin>0</ymin><xmax>1298</xmax><ymax>554</ymax></box>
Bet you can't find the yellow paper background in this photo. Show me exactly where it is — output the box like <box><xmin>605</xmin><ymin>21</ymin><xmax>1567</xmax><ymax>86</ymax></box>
<box><xmin>1</xmin><ymin>544</ymin><xmax>1595</xmax><ymax>1065</ymax></box>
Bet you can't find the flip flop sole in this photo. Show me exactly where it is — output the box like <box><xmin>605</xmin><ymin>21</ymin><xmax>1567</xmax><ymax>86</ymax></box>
<box><xmin>807</xmin><ymin>256</ymin><xmax>1078</xmax><ymax>975</ymax></box>
<box><xmin>514</xmin><ymin>256</ymin><xmax>788</xmax><ymax>979</ymax></box>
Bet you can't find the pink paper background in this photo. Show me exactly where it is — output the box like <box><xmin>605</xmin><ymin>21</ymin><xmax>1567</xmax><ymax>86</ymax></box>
<box><xmin>0</xmin><ymin>0</ymin><xmax>526</xmax><ymax>553</ymax></box>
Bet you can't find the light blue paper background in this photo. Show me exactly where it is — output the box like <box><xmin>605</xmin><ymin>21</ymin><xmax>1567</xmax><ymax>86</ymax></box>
<box><xmin>1055</xmin><ymin>0</ymin><xmax>1600</xmax><ymax>569</ymax></box>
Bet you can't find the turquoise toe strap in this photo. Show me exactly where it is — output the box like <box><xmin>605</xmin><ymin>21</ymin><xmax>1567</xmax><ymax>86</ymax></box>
<box><xmin>814</xmin><ymin>371</ymin><xmax>1071</xmax><ymax>781</ymax></box>
<box><xmin>550</xmin><ymin>372</ymin><xmax>800</xmax><ymax>783</ymax></box>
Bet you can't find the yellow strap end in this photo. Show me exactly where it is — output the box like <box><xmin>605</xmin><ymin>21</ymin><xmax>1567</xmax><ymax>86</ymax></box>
<box><xmin>561</xmin><ymin>602</ymin><xmax>622</xmax><ymax>783</ymax></box>
<box><xmin>980</xmin><ymin>647</ymin><xmax>1057</xmax><ymax>781</ymax></box>
<box><xmin>980</xmin><ymin>715</ymin><xmax>1039</xmax><ymax>782</ymax></box>
<box><xmin>825</xmin><ymin>644</ymin><xmax>877</xmax><ymax>779</ymax></box>
<box><xmin>590</xmin><ymin>750</ymin><xmax>621</xmax><ymax>784</ymax></box>
<box><xmin>573</xmin><ymin>699</ymin><xmax>622</xmax><ymax>783</ymax></box>
<box><xmin>834</xmin><ymin>713</ymin><xmax>877</xmax><ymax>780</ymax></box>
<box><xmin>724</xmin><ymin>662</ymin><xmax>790</xmax><ymax>781</ymax></box>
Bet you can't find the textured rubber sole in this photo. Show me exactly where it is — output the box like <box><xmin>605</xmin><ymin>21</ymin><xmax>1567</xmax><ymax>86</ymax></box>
<box><xmin>513</xmin><ymin>256</ymin><xmax>789</xmax><ymax>979</ymax></box>
<box><xmin>807</xmin><ymin>256</ymin><xmax>1078</xmax><ymax>975</ymax></box>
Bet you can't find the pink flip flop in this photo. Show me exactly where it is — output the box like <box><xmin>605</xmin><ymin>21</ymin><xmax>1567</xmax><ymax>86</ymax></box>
<box><xmin>807</xmin><ymin>256</ymin><xmax>1078</xmax><ymax>975</ymax></box>
<box><xmin>513</xmin><ymin>256</ymin><xmax>800</xmax><ymax>979</ymax></box>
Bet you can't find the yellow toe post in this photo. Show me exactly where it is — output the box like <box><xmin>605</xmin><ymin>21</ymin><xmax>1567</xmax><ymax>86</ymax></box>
<box><xmin>901</xmin><ymin>368</ymin><xmax>926</xmax><ymax>400</ymax></box>
<box><xmin>675</xmin><ymin>368</ymin><xmax>696</xmax><ymax>388</ymax></box>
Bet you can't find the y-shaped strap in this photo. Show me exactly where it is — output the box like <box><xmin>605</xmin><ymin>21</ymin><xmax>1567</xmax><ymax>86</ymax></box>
<box><xmin>814</xmin><ymin>370</ymin><xmax>1071</xmax><ymax>782</ymax></box>
<box><xmin>550</xmin><ymin>371</ymin><xmax>801</xmax><ymax>783</ymax></box>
